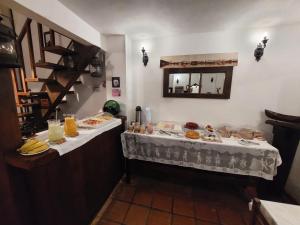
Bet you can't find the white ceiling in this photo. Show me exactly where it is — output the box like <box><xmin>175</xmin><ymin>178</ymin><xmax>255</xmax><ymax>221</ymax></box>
<box><xmin>58</xmin><ymin>0</ymin><xmax>300</xmax><ymax>39</ymax></box>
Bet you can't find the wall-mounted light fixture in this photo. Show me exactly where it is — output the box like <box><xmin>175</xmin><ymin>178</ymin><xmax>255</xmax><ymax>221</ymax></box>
<box><xmin>0</xmin><ymin>14</ymin><xmax>20</xmax><ymax>68</ymax></box>
<box><xmin>90</xmin><ymin>50</ymin><xmax>105</xmax><ymax>77</ymax></box>
<box><xmin>141</xmin><ymin>47</ymin><xmax>149</xmax><ymax>66</ymax></box>
<box><xmin>254</xmin><ymin>36</ymin><xmax>269</xmax><ymax>61</ymax></box>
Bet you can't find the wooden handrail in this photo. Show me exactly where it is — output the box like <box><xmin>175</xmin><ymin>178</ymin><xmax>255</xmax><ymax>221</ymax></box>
<box><xmin>17</xmin><ymin>18</ymin><xmax>32</xmax><ymax>42</ymax></box>
<box><xmin>37</xmin><ymin>23</ymin><xmax>45</xmax><ymax>62</ymax></box>
<box><xmin>26</xmin><ymin>21</ymin><xmax>36</xmax><ymax>79</ymax></box>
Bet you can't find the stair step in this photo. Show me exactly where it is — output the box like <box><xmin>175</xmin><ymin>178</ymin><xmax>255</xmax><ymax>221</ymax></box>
<box><xmin>66</xmin><ymin>91</ymin><xmax>75</xmax><ymax>95</ymax></box>
<box><xmin>74</xmin><ymin>80</ymin><xmax>82</xmax><ymax>85</ymax></box>
<box><xmin>17</xmin><ymin>112</ymin><xmax>33</xmax><ymax>118</ymax></box>
<box><xmin>42</xmin><ymin>46</ymin><xmax>76</xmax><ymax>56</ymax></box>
<box><xmin>25</xmin><ymin>78</ymin><xmax>57</xmax><ymax>84</ymax></box>
<box><xmin>17</xmin><ymin>92</ymin><xmax>30</xmax><ymax>96</ymax></box>
<box><xmin>35</xmin><ymin>62</ymin><xmax>68</xmax><ymax>70</ymax></box>
<box><xmin>30</xmin><ymin>91</ymin><xmax>49</xmax><ymax>97</ymax></box>
<box><xmin>17</xmin><ymin>102</ymin><xmax>40</xmax><ymax>107</ymax></box>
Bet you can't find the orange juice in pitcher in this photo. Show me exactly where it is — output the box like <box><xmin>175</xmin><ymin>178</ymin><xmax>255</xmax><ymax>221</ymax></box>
<box><xmin>64</xmin><ymin>114</ymin><xmax>78</xmax><ymax>137</ymax></box>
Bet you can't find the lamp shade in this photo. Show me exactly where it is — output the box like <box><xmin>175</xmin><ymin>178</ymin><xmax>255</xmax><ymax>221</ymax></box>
<box><xmin>0</xmin><ymin>15</ymin><xmax>20</xmax><ymax>68</ymax></box>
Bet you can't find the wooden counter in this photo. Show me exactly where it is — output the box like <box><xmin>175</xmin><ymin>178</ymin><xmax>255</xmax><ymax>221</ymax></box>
<box><xmin>5</xmin><ymin>124</ymin><xmax>124</xmax><ymax>225</ymax></box>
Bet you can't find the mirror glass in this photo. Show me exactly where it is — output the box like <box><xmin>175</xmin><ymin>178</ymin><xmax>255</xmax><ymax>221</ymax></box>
<box><xmin>163</xmin><ymin>67</ymin><xmax>233</xmax><ymax>99</ymax></box>
<box><xmin>168</xmin><ymin>72</ymin><xmax>226</xmax><ymax>95</ymax></box>
<box><xmin>200</xmin><ymin>73</ymin><xmax>226</xmax><ymax>95</ymax></box>
<box><xmin>168</xmin><ymin>73</ymin><xmax>201</xmax><ymax>94</ymax></box>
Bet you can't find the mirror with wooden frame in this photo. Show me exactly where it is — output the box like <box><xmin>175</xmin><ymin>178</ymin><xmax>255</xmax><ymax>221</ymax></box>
<box><xmin>163</xmin><ymin>67</ymin><xmax>233</xmax><ymax>99</ymax></box>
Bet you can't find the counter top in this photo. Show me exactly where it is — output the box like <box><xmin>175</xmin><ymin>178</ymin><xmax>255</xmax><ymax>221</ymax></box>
<box><xmin>5</xmin><ymin>149</ymin><xmax>59</xmax><ymax>170</ymax></box>
<box><xmin>5</xmin><ymin>118</ymin><xmax>124</xmax><ymax>171</ymax></box>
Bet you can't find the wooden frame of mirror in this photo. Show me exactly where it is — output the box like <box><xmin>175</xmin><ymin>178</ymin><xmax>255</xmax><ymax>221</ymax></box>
<box><xmin>163</xmin><ymin>66</ymin><xmax>233</xmax><ymax>99</ymax></box>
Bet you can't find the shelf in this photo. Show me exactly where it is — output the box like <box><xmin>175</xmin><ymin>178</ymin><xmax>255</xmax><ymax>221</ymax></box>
<box><xmin>25</xmin><ymin>78</ymin><xmax>57</xmax><ymax>84</ymax></box>
<box><xmin>35</xmin><ymin>62</ymin><xmax>68</xmax><ymax>70</ymax></box>
<box><xmin>17</xmin><ymin>102</ymin><xmax>39</xmax><ymax>107</ymax></box>
<box><xmin>17</xmin><ymin>112</ymin><xmax>33</xmax><ymax>118</ymax></box>
<box><xmin>43</xmin><ymin>46</ymin><xmax>76</xmax><ymax>56</ymax></box>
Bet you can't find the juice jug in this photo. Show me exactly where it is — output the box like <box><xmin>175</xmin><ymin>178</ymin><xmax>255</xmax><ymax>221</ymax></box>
<box><xmin>48</xmin><ymin>120</ymin><xmax>64</xmax><ymax>143</ymax></box>
<box><xmin>64</xmin><ymin>114</ymin><xmax>78</xmax><ymax>137</ymax></box>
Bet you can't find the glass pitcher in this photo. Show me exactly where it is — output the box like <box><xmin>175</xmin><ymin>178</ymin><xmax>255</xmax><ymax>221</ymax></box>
<box><xmin>64</xmin><ymin>114</ymin><xmax>78</xmax><ymax>137</ymax></box>
<box><xmin>48</xmin><ymin>120</ymin><xmax>64</xmax><ymax>143</ymax></box>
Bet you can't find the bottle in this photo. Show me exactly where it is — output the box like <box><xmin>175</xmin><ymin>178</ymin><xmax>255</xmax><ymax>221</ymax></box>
<box><xmin>135</xmin><ymin>106</ymin><xmax>142</xmax><ymax>124</ymax></box>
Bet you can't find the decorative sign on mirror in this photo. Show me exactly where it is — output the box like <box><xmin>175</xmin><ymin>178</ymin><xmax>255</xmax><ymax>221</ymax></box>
<box><xmin>161</xmin><ymin>53</ymin><xmax>238</xmax><ymax>99</ymax></box>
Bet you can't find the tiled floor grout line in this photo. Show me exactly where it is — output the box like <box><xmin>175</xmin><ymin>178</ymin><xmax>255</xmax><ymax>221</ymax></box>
<box><xmin>99</xmin><ymin>176</ymin><xmax>252</xmax><ymax>225</ymax></box>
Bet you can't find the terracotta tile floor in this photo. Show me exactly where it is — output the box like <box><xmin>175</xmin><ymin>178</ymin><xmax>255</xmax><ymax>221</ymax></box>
<box><xmin>94</xmin><ymin>176</ymin><xmax>252</xmax><ymax>225</ymax></box>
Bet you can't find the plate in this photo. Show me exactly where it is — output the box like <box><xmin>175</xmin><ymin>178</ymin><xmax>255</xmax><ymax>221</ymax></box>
<box><xmin>19</xmin><ymin>147</ymin><xmax>50</xmax><ymax>156</ymax></box>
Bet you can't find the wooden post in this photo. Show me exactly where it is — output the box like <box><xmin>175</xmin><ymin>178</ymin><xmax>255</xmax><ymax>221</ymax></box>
<box><xmin>26</xmin><ymin>22</ymin><xmax>37</xmax><ymax>79</ymax></box>
<box><xmin>50</xmin><ymin>29</ymin><xmax>55</xmax><ymax>46</ymax></box>
<box><xmin>0</xmin><ymin>68</ymin><xmax>22</xmax><ymax>225</ymax></box>
<box><xmin>11</xmin><ymin>70</ymin><xmax>20</xmax><ymax>105</ymax></box>
<box><xmin>125</xmin><ymin>158</ymin><xmax>131</xmax><ymax>183</ymax></box>
<box><xmin>37</xmin><ymin>23</ymin><xmax>45</xmax><ymax>63</ymax></box>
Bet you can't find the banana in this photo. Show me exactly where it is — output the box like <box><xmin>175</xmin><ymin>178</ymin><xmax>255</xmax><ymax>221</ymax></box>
<box><xmin>27</xmin><ymin>144</ymin><xmax>48</xmax><ymax>154</ymax></box>
<box><xmin>19</xmin><ymin>139</ymin><xmax>38</xmax><ymax>151</ymax></box>
<box><xmin>19</xmin><ymin>140</ymin><xmax>47</xmax><ymax>153</ymax></box>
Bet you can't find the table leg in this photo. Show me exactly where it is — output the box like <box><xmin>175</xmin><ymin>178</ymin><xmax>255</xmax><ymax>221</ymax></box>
<box><xmin>125</xmin><ymin>158</ymin><xmax>131</xmax><ymax>183</ymax></box>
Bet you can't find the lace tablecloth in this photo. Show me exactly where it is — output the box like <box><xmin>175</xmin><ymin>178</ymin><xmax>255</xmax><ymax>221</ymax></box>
<box><xmin>121</xmin><ymin>131</ymin><xmax>282</xmax><ymax>180</ymax></box>
<box><xmin>37</xmin><ymin>118</ymin><xmax>122</xmax><ymax>156</ymax></box>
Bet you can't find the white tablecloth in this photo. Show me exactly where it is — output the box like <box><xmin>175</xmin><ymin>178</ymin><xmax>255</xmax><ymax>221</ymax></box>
<box><xmin>37</xmin><ymin>118</ymin><xmax>122</xmax><ymax>156</ymax></box>
<box><xmin>260</xmin><ymin>200</ymin><xmax>300</xmax><ymax>225</ymax></box>
<box><xmin>121</xmin><ymin>131</ymin><xmax>282</xmax><ymax>180</ymax></box>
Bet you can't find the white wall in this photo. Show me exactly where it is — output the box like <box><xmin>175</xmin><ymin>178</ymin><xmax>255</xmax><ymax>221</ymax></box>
<box><xmin>105</xmin><ymin>35</ymin><xmax>127</xmax><ymax>115</ymax></box>
<box><xmin>2</xmin><ymin>0</ymin><xmax>103</xmax><ymax>48</ymax></box>
<box><xmin>127</xmin><ymin>24</ymin><xmax>300</xmax><ymax>201</ymax></box>
<box><xmin>129</xmin><ymin>25</ymin><xmax>300</xmax><ymax>132</ymax></box>
<box><xmin>62</xmin><ymin>35</ymin><xmax>128</xmax><ymax>119</ymax></box>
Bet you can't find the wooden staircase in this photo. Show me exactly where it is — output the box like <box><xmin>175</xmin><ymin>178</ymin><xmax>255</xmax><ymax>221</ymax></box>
<box><xmin>11</xmin><ymin>16</ymin><xmax>100</xmax><ymax>134</ymax></box>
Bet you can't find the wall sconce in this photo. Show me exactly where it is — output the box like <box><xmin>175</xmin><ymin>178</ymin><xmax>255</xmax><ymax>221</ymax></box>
<box><xmin>141</xmin><ymin>47</ymin><xmax>149</xmax><ymax>66</ymax></box>
<box><xmin>0</xmin><ymin>14</ymin><xmax>20</xmax><ymax>68</ymax></box>
<box><xmin>254</xmin><ymin>36</ymin><xmax>269</xmax><ymax>61</ymax></box>
<box><xmin>89</xmin><ymin>50</ymin><xmax>105</xmax><ymax>77</ymax></box>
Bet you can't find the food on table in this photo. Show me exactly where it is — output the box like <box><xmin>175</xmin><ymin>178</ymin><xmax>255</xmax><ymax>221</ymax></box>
<box><xmin>185</xmin><ymin>130</ymin><xmax>200</xmax><ymax>139</ymax></box>
<box><xmin>101</xmin><ymin>115</ymin><xmax>113</xmax><ymax>120</ymax></box>
<box><xmin>140</xmin><ymin>124</ymin><xmax>146</xmax><ymax>134</ymax></box>
<box><xmin>156</xmin><ymin>121</ymin><xmax>182</xmax><ymax>132</ymax></box>
<box><xmin>239</xmin><ymin>128</ymin><xmax>254</xmax><ymax>140</ymax></box>
<box><xmin>64</xmin><ymin>115</ymin><xmax>78</xmax><ymax>137</ymax></box>
<box><xmin>81</xmin><ymin>114</ymin><xmax>114</xmax><ymax>128</ymax></box>
<box><xmin>205</xmin><ymin>124</ymin><xmax>214</xmax><ymax>132</ymax></box>
<box><xmin>253</xmin><ymin>131</ymin><xmax>265</xmax><ymax>140</ymax></box>
<box><xmin>146</xmin><ymin>123</ymin><xmax>154</xmax><ymax>134</ymax></box>
<box><xmin>134</xmin><ymin>123</ymin><xmax>141</xmax><ymax>133</ymax></box>
<box><xmin>231</xmin><ymin>130</ymin><xmax>242</xmax><ymax>139</ymax></box>
<box><xmin>184</xmin><ymin>122</ymin><xmax>199</xmax><ymax>130</ymax></box>
<box><xmin>18</xmin><ymin>138</ymin><xmax>49</xmax><ymax>155</ymax></box>
<box><xmin>48</xmin><ymin>120</ymin><xmax>64</xmax><ymax>143</ymax></box>
<box><xmin>156</xmin><ymin>121</ymin><xmax>174</xmax><ymax>130</ymax></box>
<box><xmin>82</xmin><ymin>119</ymin><xmax>102</xmax><ymax>126</ymax></box>
<box><xmin>127</xmin><ymin>123</ymin><xmax>134</xmax><ymax>132</ymax></box>
<box><xmin>94</xmin><ymin>114</ymin><xmax>113</xmax><ymax>121</ymax></box>
<box><xmin>202</xmin><ymin>132</ymin><xmax>223</xmax><ymax>142</ymax></box>
<box><xmin>217</xmin><ymin>126</ymin><xmax>231</xmax><ymax>138</ymax></box>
